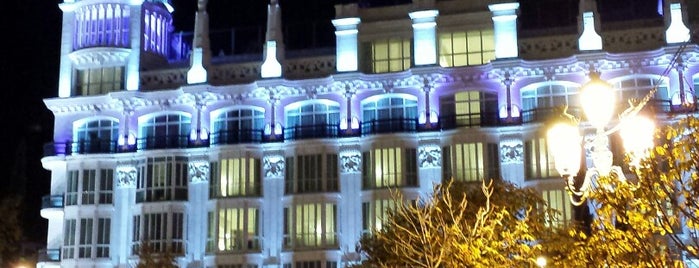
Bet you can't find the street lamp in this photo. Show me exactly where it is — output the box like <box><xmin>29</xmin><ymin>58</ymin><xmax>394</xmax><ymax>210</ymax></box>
<box><xmin>547</xmin><ymin>72</ymin><xmax>656</xmax><ymax>205</ymax></box>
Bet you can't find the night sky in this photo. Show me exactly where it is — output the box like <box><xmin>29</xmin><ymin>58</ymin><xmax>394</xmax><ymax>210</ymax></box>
<box><xmin>0</xmin><ymin>0</ymin><xmax>668</xmax><ymax>245</ymax></box>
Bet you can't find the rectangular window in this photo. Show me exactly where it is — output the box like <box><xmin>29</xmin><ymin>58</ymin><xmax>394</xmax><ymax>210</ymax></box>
<box><xmin>365</xmin><ymin>38</ymin><xmax>411</xmax><ymax>73</ymax></box>
<box><xmin>284</xmin><ymin>203</ymin><xmax>337</xmax><ymax>249</ymax></box>
<box><xmin>217</xmin><ymin>207</ymin><xmax>260</xmax><ymax>252</ymax></box>
<box><xmin>206</xmin><ymin>211</ymin><xmax>215</xmax><ymax>253</ymax></box>
<box><xmin>99</xmin><ymin>169</ymin><xmax>114</xmax><ymax>204</ymax></box>
<box><xmin>525</xmin><ymin>138</ymin><xmax>558</xmax><ymax>180</ymax></box>
<box><xmin>96</xmin><ymin>218</ymin><xmax>110</xmax><ymax>258</ymax></box>
<box><xmin>63</xmin><ymin>219</ymin><xmax>77</xmax><ymax>259</ymax></box>
<box><xmin>542</xmin><ymin>190</ymin><xmax>572</xmax><ymax>228</ymax></box>
<box><xmin>486</xmin><ymin>143</ymin><xmax>500</xmax><ymax>179</ymax></box>
<box><xmin>362</xmin><ymin>148</ymin><xmax>417</xmax><ymax>189</ymax></box>
<box><xmin>211</xmin><ymin>157</ymin><xmax>261</xmax><ymax>197</ymax></box>
<box><xmin>285</xmin><ymin>154</ymin><xmax>338</xmax><ymax>194</ymax></box>
<box><xmin>81</xmin><ymin>170</ymin><xmax>96</xmax><ymax>204</ymax></box>
<box><xmin>137</xmin><ymin>157</ymin><xmax>188</xmax><ymax>202</ymax></box>
<box><xmin>442</xmin><ymin>143</ymin><xmax>485</xmax><ymax>182</ymax></box>
<box><xmin>362</xmin><ymin>199</ymin><xmax>396</xmax><ymax>233</ymax></box>
<box><xmin>132</xmin><ymin>212</ymin><xmax>185</xmax><ymax>254</ymax></box>
<box><xmin>439</xmin><ymin>29</ymin><xmax>495</xmax><ymax>67</ymax></box>
<box><xmin>66</xmin><ymin>171</ymin><xmax>79</xmax><ymax>206</ymax></box>
<box><xmin>78</xmin><ymin>218</ymin><xmax>93</xmax><ymax>258</ymax></box>
<box><xmin>76</xmin><ymin>66</ymin><xmax>125</xmax><ymax>96</ymax></box>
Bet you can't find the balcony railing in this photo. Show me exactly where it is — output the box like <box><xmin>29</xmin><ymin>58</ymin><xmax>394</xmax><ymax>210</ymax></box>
<box><xmin>41</xmin><ymin>195</ymin><xmax>64</xmax><ymax>209</ymax></box>
<box><xmin>38</xmin><ymin>248</ymin><xmax>61</xmax><ymax>262</ymax></box>
<box><xmin>521</xmin><ymin>106</ymin><xmax>583</xmax><ymax>124</ymax></box>
<box><xmin>284</xmin><ymin>123</ymin><xmax>340</xmax><ymax>140</ymax></box>
<box><xmin>283</xmin><ymin>233</ymin><xmax>338</xmax><ymax>250</ymax></box>
<box><xmin>137</xmin><ymin>135</ymin><xmax>209</xmax><ymax>150</ymax></box>
<box><xmin>210</xmin><ymin>129</ymin><xmax>264</xmax><ymax>145</ymax></box>
<box><xmin>69</xmin><ymin>139</ymin><xmax>118</xmax><ymax>154</ymax></box>
<box><xmin>361</xmin><ymin>118</ymin><xmax>418</xmax><ymax>135</ymax></box>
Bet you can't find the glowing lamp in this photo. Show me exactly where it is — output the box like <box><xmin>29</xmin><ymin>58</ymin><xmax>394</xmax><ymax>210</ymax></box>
<box><xmin>580</xmin><ymin>74</ymin><xmax>616</xmax><ymax>129</ymax></box>
<box><xmin>547</xmin><ymin>122</ymin><xmax>582</xmax><ymax>177</ymax></box>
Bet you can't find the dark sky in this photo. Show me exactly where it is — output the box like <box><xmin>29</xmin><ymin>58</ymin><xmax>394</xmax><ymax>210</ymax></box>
<box><xmin>0</xmin><ymin>0</ymin><xmax>668</xmax><ymax>244</ymax></box>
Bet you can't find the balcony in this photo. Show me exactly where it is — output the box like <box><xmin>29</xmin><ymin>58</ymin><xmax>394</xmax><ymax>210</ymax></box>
<box><xmin>521</xmin><ymin>106</ymin><xmax>583</xmax><ymax>124</ymax></box>
<box><xmin>137</xmin><ymin>135</ymin><xmax>208</xmax><ymax>150</ymax></box>
<box><xmin>361</xmin><ymin>118</ymin><xmax>418</xmax><ymax>135</ymax></box>
<box><xmin>210</xmin><ymin>129</ymin><xmax>264</xmax><ymax>145</ymax></box>
<box><xmin>438</xmin><ymin>112</ymin><xmax>504</xmax><ymax>130</ymax></box>
<box><xmin>43</xmin><ymin>140</ymin><xmax>130</xmax><ymax>157</ymax></box>
<box><xmin>41</xmin><ymin>195</ymin><xmax>64</xmax><ymax>219</ymax></box>
<box><xmin>38</xmin><ymin>248</ymin><xmax>61</xmax><ymax>262</ymax></box>
<box><xmin>284</xmin><ymin>123</ymin><xmax>340</xmax><ymax>140</ymax></box>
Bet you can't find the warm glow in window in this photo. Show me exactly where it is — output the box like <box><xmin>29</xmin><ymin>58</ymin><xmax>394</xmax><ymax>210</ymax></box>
<box><xmin>362</xmin><ymin>148</ymin><xmax>417</xmax><ymax>189</ymax></box>
<box><xmin>212</xmin><ymin>157</ymin><xmax>260</xmax><ymax>197</ymax></box>
<box><xmin>76</xmin><ymin>66</ymin><xmax>124</xmax><ymax>96</ymax></box>
<box><xmin>217</xmin><ymin>207</ymin><xmax>259</xmax><ymax>252</ymax></box>
<box><xmin>362</xmin><ymin>199</ymin><xmax>396</xmax><ymax>233</ymax></box>
<box><xmin>284</xmin><ymin>203</ymin><xmax>337</xmax><ymax>249</ymax></box>
<box><xmin>443</xmin><ymin>143</ymin><xmax>484</xmax><ymax>182</ymax></box>
<box><xmin>542</xmin><ymin>190</ymin><xmax>572</xmax><ymax>228</ymax></box>
<box><xmin>367</xmin><ymin>38</ymin><xmax>411</xmax><ymax>73</ymax></box>
<box><xmin>439</xmin><ymin>30</ymin><xmax>495</xmax><ymax>67</ymax></box>
<box><xmin>525</xmin><ymin>138</ymin><xmax>558</xmax><ymax>180</ymax></box>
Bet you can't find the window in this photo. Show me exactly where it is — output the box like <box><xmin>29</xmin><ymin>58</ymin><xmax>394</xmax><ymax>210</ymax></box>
<box><xmin>143</xmin><ymin>9</ymin><xmax>172</xmax><ymax>56</ymax></box>
<box><xmin>73</xmin><ymin>119</ymin><xmax>119</xmax><ymax>153</ymax></box>
<box><xmin>63</xmin><ymin>217</ymin><xmax>111</xmax><ymax>259</ymax></box>
<box><xmin>439</xmin><ymin>91</ymin><xmax>498</xmax><ymax>128</ymax></box>
<box><xmin>525</xmin><ymin>138</ymin><xmax>558</xmax><ymax>180</ymax></box>
<box><xmin>542</xmin><ymin>190</ymin><xmax>572</xmax><ymax>228</ymax></box>
<box><xmin>206</xmin><ymin>212</ymin><xmax>215</xmax><ymax>253</ymax></box>
<box><xmin>285</xmin><ymin>102</ymin><xmax>340</xmax><ymax>139</ymax></box>
<box><xmin>284</xmin><ymin>203</ymin><xmax>337</xmax><ymax>249</ymax></box>
<box><xmin>136</xmin><ymin>157</ymin><xmax>188</xmax><ymax>202</ymax></box>
<box><xmin>74</xmin><ymin>3</ymin><xmax>130</xmax><ymax>49</ymax></box>
<box><xmin>521</xmin><ymin>83</ymin><xmax>580</xmax><ymax>123</ymax></box>
<box><xmin>361</xmin><ymin>95</ymin><xmax>418</xmax><ymax>133</ymax></box>
<box><xmin>216</xmin><ymin>207</ymin><xmax>260</xmax><ymax>252</ymax></box>
<box><xmin>212</xmin><ymin>108</ymin><xmax>265</xmax><ymax>144</ymax></box>
<box><xmin>611</xmin><ymin>76</ymin><xmax>667</xmax><ymax>102</ymax></box>
<box><xmin>439</xmin><ymin>29</ymin><xmax>495</xmax><ymax>67</ymax></box>
<box><xmin>76</xmin><ymin>66</ymin><xmax>125</xmax><ymax>96</ymax></box>
<box><xmin>285</xmin><ymin>154</ymin><xmax>338</xmax><ymax>194</ymax></box>
<box><xmin>66</xmin><ymin>169</ymin><xmax>114</xmax><ymax>206</ymax></box>
<box><xmin>282</xmin><ymin>261</ymin><xmax>338</xmax><ymax>268</ymax></box>
<box><xmin>442</xmin><ymin>142</ymin><xmax>485</xmax><ymax>182</ymax></box>
<box><xmin>132</xmin><ymin>212</ymin><xmax>185</xmax><ymax>254</ymax></box>
<box><xmin>362</xmin><ymin>148</ymin><xmax>417</xmax><ymax>189</ymax></box>
<box><xmin>362</xmin><ymin>199</ymin><xmax>397</xmax><ymax>233</ymax></box>
<box><xmin>365</xmin><ymin>38</ymin><xmax>411</xmax><ymax>73</ymax></box>
<box><xmin>139</xmin><ymin>114</ymin><xmax>191</xmax><ymax>149</ymax></box>
<box><xmin>210</xmin><ymin>157</ymin><xmax>261</xmax><ymax>197</ymax></box>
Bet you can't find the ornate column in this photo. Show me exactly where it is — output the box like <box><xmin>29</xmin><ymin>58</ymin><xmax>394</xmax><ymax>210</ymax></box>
<box><xmin>409</xmin><ymin>9</ymin><xmax>439</xmax><ymax>66</ymax></box>
<box><xmin>114</xmin><ymin>161</ymin><xmax>138</xmax><ymax>266</ymax></box>
<box><xmin>266</xmin><ymin>93</ymin><xmax>281</xmax><ymax>137</ymax></box>
<box><xmin>187</xmin><ymin>0</ymin><xmax>211</xmax><ymax>84</ymax></box>
<box><xmin>342</xmin><ymin>85</ymin><xmax>358</xmax><ymax>131</ymax></box>
<box><xmin>187</xmin><ymin>157</ymin><xmax>210</xmax><ymax>267</ymax></box>
<box><xmin>261</xmin><ymin>151</ymin><xmax>285</xmax><ymax>265</ymax></box>
<box><xmin>488</xmin><ymin>2</ymin><xmax>520</xmax><ymax>59</ymax></box>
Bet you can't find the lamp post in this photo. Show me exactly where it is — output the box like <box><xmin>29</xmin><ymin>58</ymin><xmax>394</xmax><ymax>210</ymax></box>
<box><xmin>547</xmin><ymin>72</ymin><xmax>656</xmax><ymax>205</ymax></box>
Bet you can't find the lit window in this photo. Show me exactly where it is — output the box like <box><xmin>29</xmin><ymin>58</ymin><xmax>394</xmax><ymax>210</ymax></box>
<box><xmin>139</xmin><ymin>114</ymin><xmax>191</xmax><ymax>149</ymax></box>
<box><xmin>76</xmin><ymin>66</ymin><xmax>125</xmax><ymax>96</ymax></box>
<box><xmin>143</xmin><ymin>9</ymin><xmax>172</xmax><ymax>56</ymax></box>
<box><xmin>542</xmin><ymin>190</ymin><xmax>572</xmax><ymax>228</ymax></box>
<box><xmin>362</xmin><ymin>199</ymin><xmax>396</xmax><ymax>233</ymax></box>
<box><xmin>132</xmin><ymin>212</ymin><xmax>184</xmax><ymax>254</ymax></box>
<box><xmin>442</xmin><ymin>143</ymin><xmax>485</xmax><ymax>182</ymax></box>
<box><xmin>63</xmin><ymin>217</ymin><xmax>111</xmax><ymax>259</ymax></box>
<box><xmin>521</xmin><ymin>83</ymin><xmax>580</xmax><ymax>123</ymax></box>
<box><xmin>285</xmin><ymin>154</ymin><xmax>338</xmax><ymax>194</ymax></box>
<box><xmin>216</xmin><ymin>207</ymin><xmax>260</xmax><ymax>252</ymax></box>
<box><xmin>362</xmin><ymin>147</ymin><xmax>417</xmax><ymax>189</ymax></box>
<box><xmin>284</xmin><ymin>203</ymin><xmax>337</xmax><ymax>249</ymax></box>
<box><xmin>365</xmin><ymin>38</ymin><xmax>411</xmax><ymax>73</ymax></box>
<box><xmin>212</xmin><ymin>108</ymin><xmax>265</xmax><ymax>144</ymax></box>
<box><xmin>285</xmin><ymin>102</ymin><xmax>340</xmax><ymax>139</ymax></box>
<box><xmin>439</xmin><ymin>91</ymin><xmax>498</xmax><ymax>128</ymax></box>
<box><xmin>73</xmin><ymin>119</ymin><xmax>119</xmax><ymax>154</ymax></box>
<box><xmin>210</xmin><ymin>157</ymin><xmax>261</xmax><ymax>197</ymax></box>
<box><xmin>136</xmin><ymin>156</ymin><xmax>188</xmax><ymax>202</ymax></box>
<box><xmin>361</xmin><ymin>95</ymin><xmax>418</xmax><ymax>133</ymax></box>
<box><xmin>74</xmin><ymin>3</ymin><xmax>130</xmax><ymax>49</ymax></box>
<box><xmin>525</xmin><ymin>137</ymin><xmax>558</xmax><ymax>180</ymax></box>
<box><xmin>439</xmin><ymin>30</ymin><xmax>495</xmax><ymax>67</ymax></box>
<box><xmin>65</xmin><ymin>169</ymin><xmax>114</xmax><ymax>206</ymax></box>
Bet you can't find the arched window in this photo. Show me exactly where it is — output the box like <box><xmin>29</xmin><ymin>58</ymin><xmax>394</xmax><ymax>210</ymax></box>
<box><xmin>139</xmin><ymin>113</ymin><xmax>191</xmax><ymax>149</ymax></box>
<box><xmin>285</xmin><ymin>101</ymin><xmax>340</xmax><ymax>139</ymax></box>
<box><xmin>609</xmin><ymin>75</ymin><xmax>669</xmax><ymax>111</ymax></box>
<box><xmin>212</xmin><ymin>108</ymin><xmax>265</xmax><ymax>144</ymax></box>
<box><xmin>521</xmin><ymin>82</ymin><xmax>580</xmax><ymax>123</ymax></box>
<box><xmin>361</xmin><ymin>95</ymin><xmax>418</xmax><ymax>134</ymax></box>
<box><xmin>439</xmin><ymin>91</ymin><xmax>498</xmax><ymax>128</ymax></box>
<box><xmin>72</xmin><ymin>118</ymin><xmax>119</xmax><ymax>154</ymax></box>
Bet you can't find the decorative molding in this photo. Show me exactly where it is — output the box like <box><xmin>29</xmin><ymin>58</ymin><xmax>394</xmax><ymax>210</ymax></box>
<box><xmin>189</xmin><ymin>160</ymin><xmax>210</xmax><ymax>184</ymax></box>
<box><xmin>68</xmin><ymin>47</ymin><xmax>131</xmax><ymax>69</ymax></box>
<box><xmin>263</xmin><ymin>155</ymin><xmax>285</xmax><ymax>178</ymax></box>
<box><xmin>500</xmin><ymin>139</ymin><xmax>524</xmax><ymax>164</ymax></box>
<box><xmin>418</xmin><ymin>144</ymin><xmax>441</xmax><ymax>168</ymax></box>
<box><xmin>339</xmin><ymin>149</ymin><xmax>361</xmax><ymax>174</ymax></box>
<box><xmin>116</xmin><ymin>164</ymin><xmax>137</xmax><ymax>188</ymax></box>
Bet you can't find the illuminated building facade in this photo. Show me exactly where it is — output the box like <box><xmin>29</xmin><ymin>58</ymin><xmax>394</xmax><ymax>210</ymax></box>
<box><xmin>39</xmin><ymin>0</ymin><xmax>699</xmax><ymax>267</ymax></box>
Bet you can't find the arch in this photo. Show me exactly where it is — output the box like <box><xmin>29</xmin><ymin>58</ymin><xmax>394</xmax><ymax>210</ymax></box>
<box><xmin>439</xmin><ymin>90</ymin><xmax>498</xmax><ymax>128</ymax></box>
<box><xmin>138</xmin><ymin>112</ymin><xmax>192</xmax><ymax>149</ymax></box>
<box><xmin>284</xmin><ymin>100</ymin><xmax>341</xmax><ymax>139</ymax></box>
<box><xmin>520</xmin><ymin>81</ymin><xmax>582</xmax><ymax>111</ymax></box>
<box><xmin>606</xmin><ymin>74</ymin><xmax>668</xmax><ymax>101</ymax></box>
<box><xmin>361</xmin><ymin>93</ymin><xmax>418</xmax><ymax>134</ymax></box>
<box><xmin>71</xmin><ymin>117</ymin><xmax>120</xmax><ymax>154</ymax></box>
<box><xmin>210</xmin><ymin>106</ymin><xmax>266</xmax><ymax>144</ymax></box>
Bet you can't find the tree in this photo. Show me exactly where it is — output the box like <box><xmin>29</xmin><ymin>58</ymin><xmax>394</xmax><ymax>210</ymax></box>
<box><xmin>550</xmin><ymin>115</ymin><xmax>699</xmax><ymax>267</ymax></box>
<box><xmin>0</xmin><ymin>195</ymin><xmax>23</xmax><ymax>267</ymax></box>
<box><xmin>357</xmin><ymin>179</ymin><xmax>564</xmax><ymax>267</ymax></box>
<box><xmin>136</xmin><ymin>240</ymin><xmax>177</xmax><ymax>268</ymax></box>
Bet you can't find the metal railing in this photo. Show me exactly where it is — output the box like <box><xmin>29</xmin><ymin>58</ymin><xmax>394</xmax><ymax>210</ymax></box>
<box><xmin>284</xmin><ymin>123</ymin><xmax>340</xmax><ymax>140</ymax></box>
<box><xmin>41</xmin><ymin>195</ymin><xmax>64</xmax><ymax>209</ymax></box>
<box><xmin>361</xmin><ymin>118</ymin><xmax>418</xmax><ymax>135</ymax></box>
<box><xmin>210</xmin><ymin>129</ymin><xmax>264</xmax><ymax>145</ymax></box>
